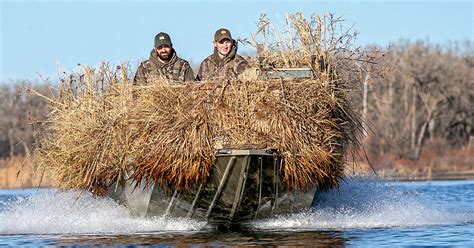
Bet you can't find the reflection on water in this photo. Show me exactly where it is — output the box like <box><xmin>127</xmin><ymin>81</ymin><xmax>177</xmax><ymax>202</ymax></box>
<box><xmin>1</xmin><ymin>179</ymin><xmax>473</xmax><ymax>246</ymax></box>
<box><xmin>50</xmin><ymin>230</ymin><xmax>347</xmax><ymax>247</ymax></box>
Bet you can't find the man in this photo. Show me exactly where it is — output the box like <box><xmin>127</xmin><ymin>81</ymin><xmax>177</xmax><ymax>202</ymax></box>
<box><xmin>197</xmin><ymin>28</ymin><xmax>248</xmax><ymax>81</ymax></box>
<box><xmin>134</xmin><ymin>32</ymin><xmax>195</xmax><ymax>84</ymax></box>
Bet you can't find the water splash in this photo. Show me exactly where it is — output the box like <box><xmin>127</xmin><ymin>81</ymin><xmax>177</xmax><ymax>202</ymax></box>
<box><xmin>0</xmin><ymin>189</ymin><xmax>206</xmax><ymax>235</ymax></box>
<box><xmin>1</xmin><ymin>180</ymin><xmax>472</xmax><ymax>234</ymax></box>
<box><xmin>252</xmin><ymin>179</ymin><xmax>474</xmax><ymax>230</ymax></box>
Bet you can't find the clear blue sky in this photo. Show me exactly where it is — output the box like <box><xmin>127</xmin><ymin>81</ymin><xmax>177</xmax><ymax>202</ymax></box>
<box><xmin>1</xmin><ymin>0</ymin><xmax>472</xmax><ymax>82</ymax></box>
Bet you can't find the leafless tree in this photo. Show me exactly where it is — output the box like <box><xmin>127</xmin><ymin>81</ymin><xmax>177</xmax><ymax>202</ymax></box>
<box><xmin>0</xmin><ymin>81</ymin><xmax>51</xmax><ymax>160</ymax></box>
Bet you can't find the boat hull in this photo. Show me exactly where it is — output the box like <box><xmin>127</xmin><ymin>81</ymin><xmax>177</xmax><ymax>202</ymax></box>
<box><xmin>108</xmin><ymin>149</ymin><xmax>316</xmax><ymax>226</ymax></box>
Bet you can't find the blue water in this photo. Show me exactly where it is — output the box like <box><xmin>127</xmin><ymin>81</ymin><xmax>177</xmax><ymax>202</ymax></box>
<box><xmin>1</xmin><ymin>179</ymin><xmax>473</xmax><ymax>246</ymax></box>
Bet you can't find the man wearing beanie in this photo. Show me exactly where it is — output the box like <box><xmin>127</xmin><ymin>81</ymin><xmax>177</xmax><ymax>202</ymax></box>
<box><xmin>134</xmin><ymin>32</ymin><xmax>195</xmax><ymax>84</ymax></box>
<box><xmin>196</xmin><ymin>28</ymin><xmax>248</xmax><ymax>81</ymax></box>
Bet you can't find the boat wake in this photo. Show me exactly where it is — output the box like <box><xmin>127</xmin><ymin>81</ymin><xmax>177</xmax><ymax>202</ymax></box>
<box><xmin>0</xmin><ymin>190</ymin><xmax>206</xmax><ymax>235</ymax></box>
<box><xmin>252</xmin><ymin>179</ymin><xmax>474</xmax><ymax>230</ymax></box>
<box><xmin>1</xmin><ymin>179</ymin><xmax>472</xmax><ymax>234</ymax></box>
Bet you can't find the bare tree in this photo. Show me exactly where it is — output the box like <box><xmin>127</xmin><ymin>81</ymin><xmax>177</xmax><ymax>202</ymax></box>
<box><xmin>0</xmin><ymin>81</ymin><xmax>51</xmax><ymax>159</ymax></box>
<box><xmin>364</xmin><ymin>40</ymin><xmax>473</xmax><ymax>160</ymax></box>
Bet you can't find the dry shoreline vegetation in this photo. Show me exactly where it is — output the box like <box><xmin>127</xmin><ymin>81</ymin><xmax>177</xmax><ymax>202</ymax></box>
<box><xmin>31</xmin><ymin>13</ymin><xmax>376</xmax><ymax>195</ymax></box>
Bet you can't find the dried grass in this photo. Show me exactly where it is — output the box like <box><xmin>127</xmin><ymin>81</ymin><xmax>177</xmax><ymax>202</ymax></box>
<box><xmin>32</xmin><ymin>13</ymin><xmax>365</xmax><ymax>193</ymax></box>
<box><xmin>33</xmin><ymin>64</ymin><xmax>135</xmax><ymax>193</ymax></box>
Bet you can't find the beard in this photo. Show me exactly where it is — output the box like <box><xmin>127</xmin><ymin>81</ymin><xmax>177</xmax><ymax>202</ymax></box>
<box><xmin>157</xmin><ymin>50</ymin><xmax>171</xmax><ymax>60</ymax></box>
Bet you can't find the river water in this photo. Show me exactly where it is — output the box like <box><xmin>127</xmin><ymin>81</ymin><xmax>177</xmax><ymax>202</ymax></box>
<box><xmin>1</xmin><ymin>179</ymin><xmax>473</xmax><ymax>246</ymax></box>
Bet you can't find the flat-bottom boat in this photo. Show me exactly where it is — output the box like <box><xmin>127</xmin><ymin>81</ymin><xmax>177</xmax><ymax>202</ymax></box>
<box><xmin>107</xmin><ymin>149</ymin><xmax>316</xmax><ymax>226</ymax></box>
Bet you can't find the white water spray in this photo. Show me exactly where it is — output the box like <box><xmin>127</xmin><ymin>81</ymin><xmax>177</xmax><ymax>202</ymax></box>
<box><xmin>253</xmin><ymin>179</ymin><xmax>474</xmax><ymax>230</ymax></box>
<box><xmin>0</xmin><ymin>189</ymin><xmax>206</xmax><ymax>235</ymax></box>
<box><xmin>1</xmin><ymin>179</ymin><xmax>472</xmax><ymax>234</ymax></box>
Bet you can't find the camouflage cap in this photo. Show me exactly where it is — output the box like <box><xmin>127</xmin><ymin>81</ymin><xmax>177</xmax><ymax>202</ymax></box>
<box><xmin>214</xmin><ymin>28</ymin><xmax>232</xmax><ymax>42</ymax></box>
<box><xmin>154</xmin><ymin>32</ymin><xmax>172</xmax><ymax>47</ymax></box>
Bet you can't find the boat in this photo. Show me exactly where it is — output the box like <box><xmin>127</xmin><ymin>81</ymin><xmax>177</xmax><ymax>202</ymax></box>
<box><xmin>107</xmin><ymin>68</ymin><xmax>326</xmax><ymax>226</ymax></box>
<box><xmin>107</xmin><ymin>148</ymin><xmax>317</xmax><ymax>227</ymax></box>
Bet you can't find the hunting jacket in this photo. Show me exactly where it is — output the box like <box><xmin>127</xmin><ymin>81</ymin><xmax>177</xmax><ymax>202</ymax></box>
<box><xmin>133</xmin><ymin>49</ymin><xmax>195</xmax><ymax>85</ymax></box>
<box><xmin>196</xmin><ymin>40</ymin><xmax>248</xmax><ymax>81</ymax></box>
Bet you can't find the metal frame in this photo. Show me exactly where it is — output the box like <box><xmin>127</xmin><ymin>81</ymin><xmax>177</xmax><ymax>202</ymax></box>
<box><xmin>253</xmin><ymin>156</ymin><xmax>263</xmax><ymax>219</ymax></box>
<box><xmin>216</xmin><ymin>149</ymin><xmax>275</xmax><ymax>156</ymax></box>
<box><xmin>270</xmin><ymin>156</ymin><xmax>280</xmax><ymax>214</ymax></box>
<box><xmin>228</xmin><ymin>155</ymin><xmax>251</xmax><ymax>221</ymax></box>
<box><xmin>186</xmin><ymin>184</ymin><xmax>203</xmax><ymax>218</ymax></box>
<box><xmin>206</xmin><ymin>156</ymin><xmax>236</xmax><ymax>219</ymax></box>
<box><xmin>164</xmin><ymin>189</ymin><xmax>180</xmax><ymax>217</ymax></box>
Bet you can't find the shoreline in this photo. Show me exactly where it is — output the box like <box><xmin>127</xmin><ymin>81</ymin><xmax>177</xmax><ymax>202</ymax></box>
<box><xmin>349</xmin><ymin>170</ymin><xmax>474</xmax><ymax>182</ymax></box>
<box><xmin>1</xmin><ymin>156</ymin><xmax>473</xmax><ymax>190</ymax></box>
<box><xmin>2</xmin><ymin>173</ymin><xmax>474</xmax><ymax>190</ymax></box>
<box><xmin>380</xmin><ymin>173</ymin><xmax>474</xmax><ymax>182</ymax></box>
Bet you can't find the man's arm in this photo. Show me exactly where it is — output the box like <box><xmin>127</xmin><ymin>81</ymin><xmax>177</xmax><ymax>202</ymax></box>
<box><xmin>183</xmin><ymin>62</ymin><xmax>196</xmax><ymax>82</ymax></box>
<box><xmin>196</xmin><ymin>61</ymin><xmax>204</xmax><ymax>81</ymax></box>
<box><xmin>133</xmin><ymin>63</ymin><xmax>147</xmax><ymax>85</ymax></box>
<box><xmin>235</xmin><ymin>56</ymin><xmax>249</xmax><ymax>75</ymax></box>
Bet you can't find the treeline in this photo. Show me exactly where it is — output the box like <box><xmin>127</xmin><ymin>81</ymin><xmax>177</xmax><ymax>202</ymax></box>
<box><xmin>0</xmin><ymin>82</ymin><xmax>50</xmax><ymax>158</ymax></box>
<box><xmin>360</xmin><ymin>40</ymin><xmax>473</xmax><ymax>161</ymax></box>
<box><xmin>0</xmin><ymin>40</ymin><xmax>472</xmax><ymax>164</ymax></box>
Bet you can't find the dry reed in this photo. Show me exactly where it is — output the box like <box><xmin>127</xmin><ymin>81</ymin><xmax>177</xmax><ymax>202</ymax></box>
<box><xmin>33</xmin><ymin>13</ymin><xmax>365</xmax><ymax>193</ymax></box>
<box><xmin>130</xmin><ymin>78</ymin><xmax>355</xmax><ymax>191</ymax></box>
<box><xmin>33</xmin><ymin>63</ymin><xmax>135</xmax><ymax>193</ymax></box>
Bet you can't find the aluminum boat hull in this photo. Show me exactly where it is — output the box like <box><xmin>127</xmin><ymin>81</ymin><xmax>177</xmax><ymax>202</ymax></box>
<box><xmin>107</xmin><ymin>149</ymin><xmax>316</xmax><ymax>226</ymax></box>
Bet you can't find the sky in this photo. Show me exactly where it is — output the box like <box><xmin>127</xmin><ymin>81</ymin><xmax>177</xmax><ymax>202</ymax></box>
<box><xmin>0</xmin><ymin>0</ymin><xmax>472</xmax><ymax>83</ymax></box>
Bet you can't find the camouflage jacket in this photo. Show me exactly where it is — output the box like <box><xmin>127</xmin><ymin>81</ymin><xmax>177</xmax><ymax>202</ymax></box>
<box><xmin>196</xmin><ymin>40</ymin><xmax>248</xmax><ymax>81</ymax></box>
<box><xmin>133</xmin><ymin>49</ymin><xmax>195</xmax><ymax>85</ymax></box>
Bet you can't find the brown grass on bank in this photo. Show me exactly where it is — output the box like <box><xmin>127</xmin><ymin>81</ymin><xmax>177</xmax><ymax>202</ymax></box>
<box><xmin>346</xmin><ymin>139</ymin><xmax>474</xmax><ymax>178</ymax></box>
<box><xmin>31</xmin><ymin>13</ymin><xmax>366</xmax><ymax>193</ymax></box>
<box><xmin>0</xmin><ymin>156</ymin><xmax>53</xmax><ymax>189</ymax></box>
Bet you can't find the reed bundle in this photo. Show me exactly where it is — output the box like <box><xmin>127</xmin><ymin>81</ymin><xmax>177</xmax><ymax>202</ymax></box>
<box><xmin>130</xmin><ymin>77</ymin><xmax>355</xmax><ymax>191</ymax></box>
<box><xmin>34</xmin><ymin>65</ymin><xmax>135</xmax><ymax>193</ymax></box>
<box><xmin>33</xmin><ymin>13</ymin><xmax>364</xmax><ymax>193</ymax></box>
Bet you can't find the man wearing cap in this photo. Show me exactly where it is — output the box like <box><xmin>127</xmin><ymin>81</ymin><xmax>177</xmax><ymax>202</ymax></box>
<box><xmin>133</xmin><ymin>32</ymin><xmax>195</xmax><ymax>84</ymax></box>
<box><xmin>196</xmin><ymin>28</ymin><xmax>248</xmax><ymax>81</ymax></box>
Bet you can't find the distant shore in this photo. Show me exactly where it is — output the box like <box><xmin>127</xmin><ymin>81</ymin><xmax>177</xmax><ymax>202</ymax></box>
<box><xmin>1</xmin><ymin>156</ymin><xmax>473</xmax><ymax>189</ymax></box>
<box><xmin>0</xmin><ymin>156</ymin><xmax>52</xmax><ymax>189</ymax></box>
<box><xmin>346</xmin><ymin>161</ymin><xmax>474</xmax><ymax>182</ymax></box>
<box><xmin>354</xmin><ymin>170</ymin><xmax>474</xmax><ymax>182</ymax></box>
